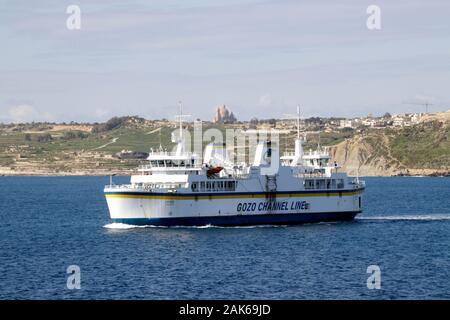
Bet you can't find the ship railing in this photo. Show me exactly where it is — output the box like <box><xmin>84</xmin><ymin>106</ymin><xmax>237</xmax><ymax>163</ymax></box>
<box><xmin>105</xmin><ymin>183</ymin><xmax>183</xmax><ymax>191</ymax></box>
<box><xmin>147</xmin><ymin>151</ymin><xmax>196</xmax><ymax>156</ymax></box>
<box><xmin>293</xmin><ymin>172</ymin><xmax>329</xmax><ymax>178</ymax></box>
<box><xmin>137</xmin><ymin>165</ymin><xmax>202</xmax><ymax>171</ymax></box>
<box><xmin>350</xmin><ymin>178</ymin><xmax>365</xmax><ymax>189</ymax></box>
<box><xmin>282</xmin><ymin>152</ymin><xmax>296</xmax><ymax>157</ymax></box>
<box><xmin>105</xmin><ymin>184</ymin><xmax>136</xmax><ymax>189</ymax></box>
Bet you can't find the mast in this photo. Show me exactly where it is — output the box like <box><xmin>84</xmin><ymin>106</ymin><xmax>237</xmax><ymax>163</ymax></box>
<box><xmin>294</xmin><ymin>105</ymin><xmax>303</xmax><ymax>165</ymax></box>
<box><xmin>174</xmin><ymin>101</ymin><xmax>191</xmax><ymax>155</ymax></box>
<box><xmin>178</xmin><ymin>100</ymin><xmax>183</xmax><ymax>140</ymax></box>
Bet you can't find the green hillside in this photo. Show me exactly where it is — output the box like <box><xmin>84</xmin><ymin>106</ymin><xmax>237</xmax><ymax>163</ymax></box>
<box><xmin>0</xmin><ymin>117</ymin><xmax>449</xmax><ymax>175</ymax></box>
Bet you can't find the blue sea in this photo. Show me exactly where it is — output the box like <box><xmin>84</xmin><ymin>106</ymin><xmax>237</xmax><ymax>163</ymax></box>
<box><xmin>1</xmin><ymin>176</ymin><xmax>450</xmax><ymax>299</ymax></box>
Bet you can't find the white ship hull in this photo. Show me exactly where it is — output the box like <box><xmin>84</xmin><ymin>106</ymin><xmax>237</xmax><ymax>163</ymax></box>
<box><xmin>105</xmin><ymin>188</ymin><xmax>364</xmax><ymax>226</ymax></box>
<box><xmin>104</xmin><ymin>112</ymin><xmax>365</xmax><ymax>227</ymax></box>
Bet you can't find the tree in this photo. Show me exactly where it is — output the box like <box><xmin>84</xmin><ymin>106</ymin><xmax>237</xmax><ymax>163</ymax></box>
<box><xmin>250</xmin><ymin>117</ymin><xmax>259</xmax><ymax>125</ymax></box>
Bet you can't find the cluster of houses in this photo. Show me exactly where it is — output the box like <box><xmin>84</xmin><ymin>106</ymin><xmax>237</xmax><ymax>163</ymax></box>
<box><xmin>337</xmin><ymin>113</ymin><xmax>423</xmax><ymax>129</ymax></box>
<box><xmin>207</xmin><ymin>104</ymin><xmax>425</xmax><ymax>131</ymax></box>
<box><xmin>257</xmin><ymin>112</ymin><xmax>430</xmax><ymax>135</ymax></box>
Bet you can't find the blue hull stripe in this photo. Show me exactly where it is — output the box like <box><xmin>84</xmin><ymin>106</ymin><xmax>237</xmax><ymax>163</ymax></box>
<box><xmin>112</xmin><ymin>211</ymin><xmax>361</xmax><ymax>227</ymax></box>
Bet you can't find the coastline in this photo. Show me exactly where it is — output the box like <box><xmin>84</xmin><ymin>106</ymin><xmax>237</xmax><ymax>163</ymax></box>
<box><xmin>1</xmin><ymin>170</ymin><xmax>448</xmax><ymax>177</ymax></box>
<box><xmin>0</xmin><ymin>169</ymin><xmax>133</xmax><ymax>177</ymax></box>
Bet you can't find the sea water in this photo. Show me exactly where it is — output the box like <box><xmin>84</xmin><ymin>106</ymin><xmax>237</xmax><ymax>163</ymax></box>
<box><xmin>0</xmin><ymin>176</ymin><xmax>449</xmax><ymax>299</ymax></box>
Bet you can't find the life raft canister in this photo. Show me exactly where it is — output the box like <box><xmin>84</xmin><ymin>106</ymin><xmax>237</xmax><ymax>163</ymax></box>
<box><xmin>207</xmin><ymin>166</ymin><xmax>224</xmax><ymax>175</ymax></box>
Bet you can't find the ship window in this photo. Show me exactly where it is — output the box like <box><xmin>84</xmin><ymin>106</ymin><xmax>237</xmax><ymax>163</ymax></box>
<box><xmin>316</xmin><ymin>180</ymin><xmax>325</xmax><ymax>189</ymax></box>
<box><xmin>332</xmin><ymin>179</ymin><xmax>337</xmax><ymax>188</ymax></box>
<box><xmin>326</xmin><ymin>179</ymin><xmax>331</xmax><ymax>189</ymax></box>
<box><xmin>158</xmin><ymin>160</ymin><xmax>165</xmax><ymax>167</ymax></box>
<box><xmin>337</xmin><ymin>179</ymin><xmax>344</xmax><ymax>189</ymax></box>
<box><xmin>191</xmin><ymin>182</ymin><xmax>198</xmax><ymax>192</ymax></box>
<box><xmin>200</xmin><ymin>182</ymin><xmax>205</xmax><ymax>191</ymax></box>
<box><xmin>225</xmin><ymin>181</ymin><xmax>236</xmax><ymax>191</ymax></box>
<box><xmin>206</xmin><ymin>182</ymin><xmax>211</xmax><ymax>191</ymax></box>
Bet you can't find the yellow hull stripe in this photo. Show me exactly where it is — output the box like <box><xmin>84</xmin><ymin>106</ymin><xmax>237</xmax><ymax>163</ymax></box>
<box><xmin>105</xmin><ymin>191</ymin><xmax>362</xmax><ymax>200</ymax></box>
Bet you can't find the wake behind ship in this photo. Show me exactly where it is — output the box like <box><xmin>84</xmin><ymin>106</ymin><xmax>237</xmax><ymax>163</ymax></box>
<box><xmin>104</xmin><ymin>110</ymin><xmax>365</xmax><ymax>227</ymax></box>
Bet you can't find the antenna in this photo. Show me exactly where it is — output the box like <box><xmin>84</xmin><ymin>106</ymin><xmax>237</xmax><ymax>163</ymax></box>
<box><xmin>174</xmin><ymin>100</ymin><xmax>191</xmax><ymax>141</ymax></box>
<box><xmin>283</xmin><ymin>105</ymin><xmax>303</xmax><ymax>140</ymax></box>
<box><xmin>403</xmin><ymin>100</ymin><xmax>434</xmax><ymax>113</ymax></box>
<box><xmin>178</xmin><ymin>101</ymin><xmax>183</xmax><ymax>139</ymax></box>
<box><xmin>318</xmin><ymin>131</ymin><xmax>321</xmax><ymax>149</ymax></box>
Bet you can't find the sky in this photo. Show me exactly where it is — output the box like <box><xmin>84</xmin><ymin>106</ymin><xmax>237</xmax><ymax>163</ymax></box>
<box><xmin>1</xmin><ymin>0</ymin><xmax>449</xmax><ymax>123</ymax></box>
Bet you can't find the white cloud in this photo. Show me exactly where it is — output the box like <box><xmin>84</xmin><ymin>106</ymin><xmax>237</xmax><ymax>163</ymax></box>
<box><xmin>7</xmin><ymin>104</ymin><xmax>54</xmax><ymax>123</ymax></box>
<box><xmin>412</xmin><ymin>94</ymin><xmax>437</xmax><ymax>103</ymax></box>
<box><xmin>259</xmin><ymin>94</ymin><xmax>273</xmax><ymax>107</ymax></box>
<box><xmin>94</xmin><ymin>108</ymin><xmax>111</xmax><ymax>121</ymax></box>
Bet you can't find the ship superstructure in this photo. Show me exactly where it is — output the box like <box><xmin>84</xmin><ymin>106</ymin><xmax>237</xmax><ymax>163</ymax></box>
<box><xmin>104</xmin><ymin>107</ymin><xmax>365</xmax><ymax>226</ymax></box>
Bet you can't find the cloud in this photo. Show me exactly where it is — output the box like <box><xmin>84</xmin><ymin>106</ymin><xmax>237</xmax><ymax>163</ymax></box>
<box><xmin>94</xmin><ymin>108</ymin><xmax>111</xmax><ymax>121</ymax></box>
<box><xmin>258</xmin><ymin>95</ymin><xmax>273</xmax><ymax>107</ymax></box>
<box><xmin>412</xmin><ymin>94</ymin><xmax>437</xmax><ymax>103</ymax></box>
<box><xmin>1</xmin><ymin>1</ymin><xmax>450</xmax><ymax>120</ymax></box>
<box><xmin>7</xmin><ymin>104</ymin><xmax>54</xmax><ymax>123</ymax></box>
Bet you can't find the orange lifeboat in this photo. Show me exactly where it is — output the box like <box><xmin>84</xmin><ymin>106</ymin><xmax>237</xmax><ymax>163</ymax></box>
<box><xmin>207</xmin><ymin>166</ymin><xmax>223</xmax><ymax>175</ymax></box>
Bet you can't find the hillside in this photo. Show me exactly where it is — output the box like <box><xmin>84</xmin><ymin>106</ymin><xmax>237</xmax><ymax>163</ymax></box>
<box><xmin>0</xmin><ymin>113</ymin><xmax>449</xmax><ymax>176</ymax></box>
<box><xmin>0</xmin><ymin>117</ymin><xmax>224</xmax><ymax>176</ymax></box>
<box><xmin>330</xmin><ymin>120</ymin><xmax>450</xmax><ymax>176</ymax></box>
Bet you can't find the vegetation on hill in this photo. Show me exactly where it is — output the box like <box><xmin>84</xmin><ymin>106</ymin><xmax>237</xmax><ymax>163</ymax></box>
<box><xmin>0</xmin><ymin>115</ymin><xmax>449</xmax><ymax>175</ymax></box>
<box><xmin>389</xmin><ymin>121</ymin><xmax>450</xmax><ymax>168</ymax></box>
<box><xmin>91</xmin><ymin>116</ymin><xmax>146</xmax><ymax>133</ymax></box>
<box><xmin>329</xmin><ymin>121</ymin><xmax>450</xmax><ymax>175</ymax></box>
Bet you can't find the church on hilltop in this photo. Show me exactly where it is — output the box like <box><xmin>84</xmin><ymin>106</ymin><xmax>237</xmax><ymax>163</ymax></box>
<box><xmin>213</xmin><ymin>104</ymin><xmax>237</xmax><ymax>124</ymax></box>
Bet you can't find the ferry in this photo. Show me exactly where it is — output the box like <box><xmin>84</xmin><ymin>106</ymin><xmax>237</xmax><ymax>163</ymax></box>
<box><xmin>104</xmin><ymin>109</ymin><xmax>365</xmax><ymax>227</ymax></box>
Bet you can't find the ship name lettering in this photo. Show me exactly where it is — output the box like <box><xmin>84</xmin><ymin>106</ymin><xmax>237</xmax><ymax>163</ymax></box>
<box><xmin>237</xmin><ymin>200</ymin><xmax>309</xmax><ymax>212</ymax></box>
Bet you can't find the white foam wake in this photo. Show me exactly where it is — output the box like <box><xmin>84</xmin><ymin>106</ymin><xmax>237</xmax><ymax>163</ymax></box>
<box><xmin>103</xmin><ymin>223</ymin><xmax>148</xmax><ymax>229</ymax></box>
<box><xmin>103</xmin><ymin>223</ymin><xmax>288</xmax><ymax>229</ymax></box>
<box><xmin>357</xmin><ymin>214</ymin><xmax>450</xmax><ymax>222</ymax></box>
